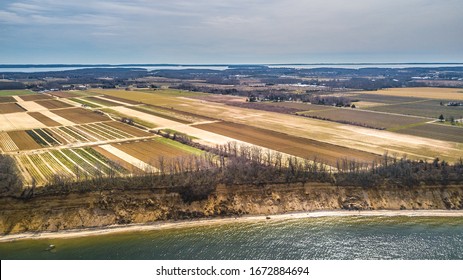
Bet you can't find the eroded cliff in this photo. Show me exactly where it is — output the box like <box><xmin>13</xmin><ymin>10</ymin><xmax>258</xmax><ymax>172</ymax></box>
<box><xmin>1</xmin><ymin>183</ymin><xmax>462</xmax><ymax>235</ymax></box>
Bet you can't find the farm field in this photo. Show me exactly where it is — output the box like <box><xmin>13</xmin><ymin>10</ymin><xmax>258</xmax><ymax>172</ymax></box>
<box><xmin>52</xmin><ymin>108</ymin><xmax>109</xmax><ymax>124</ymax></box>
<box><xmin>112</xmin><ymin>137</ymin><xmax>203</xmax><ymax>169</ymax></box>
<box><xmin>14</xmin><ymin>147</ymin><xmax>132</xmax><ymax>185</ymax></box>
<box><xmin>83</xmin><ymin>96</ymin><xmax>122</xmax><ymax>107</ymax></box>
<box><xmin>0</xmin><ymin>90</ymin><xmax>34</xmax><ymax>96</ymax></box>
<box><xmin>351</xmin><ymin>93</ymin><xmax>426</xmax><ymax>105</ymax></box>
<box><xmin>0</xmin><ymin>103</ymin><xmax>25</xmax><ymax>113</ymax></box>
<box><xmin>367</xmin><ymin>99</ymin><xmax>463</xmax><ymax>119</ymax></box>
<box><xmin>88</xmin><ymin>89</ymin><xmax>206</xmax><ymax>107</ymax></box>
<box><xmin>3</xmin><ymin>86</ymin><xmax>463</xmax><ymax>187</ymax></box>
<box><xmin>35</xmin><ymin>99</ymin><xmax>73</xmax><ymax>109</ymax></box>
<box><xmin>49</xmin><ymin>91</ymin><xmax>81</xmax><ymax>98</ymax></box>
<box><xmin>27</xmin><ymin>112</ymin><xmax>62</xmax><ymax>126</ymax></box>
<box><xmin>194</xmin><ymin>121</ymin><xmax>381</xmax><ymax>165</ymax></box>
<box><xmin>7</xmin><ymin>130</ymin><xmax>41</xmax><ymax>150</ymax></box>
<box><xmin>0</xmin><ymin>112</ymin><xmax>46</xmax><ymax>131</ymax></box>
<box><xmin>254</xmin><ymin>101</ymin><xmax>329</xmax><ymax>112</ymax></box>
<box><xmin>101</xmin><ymin>89</ymin><xmax>463</xmax><ymax>162</ymax></box>
<box><xmin>104</xmin><ymin>121</ymin><xmax>152</xmax><ymax>137</ymax></box>
<box><xmin>0</xmin><ymin>96</ymin><xmax>16</xmax><ymax>103</ymax></box>
<box><xmin>298</xmin><ymin>107</ymin><xmax>428</xmax><ymax>130</ymax></box>
<box><xmin>129</xmin><ymin>106</ymin><xmax>192</xmax><ymax>124</ymax></box>
<box><xmin>395</xmin><ymin>123</ymin><xmax>463</xmax><ymax>143</ymax></box>
<box><xmin>357</xmin><ymin>87</ymin><xmax>463</xmax><ymax>100</ymax></box>
<box><xmin>18</xmin><ymin>94</ymin><xmax>53</xmax><ymax>101</ymax></box>
<box><xmin>101</xmin><ymin>95</ymin><xmax>141</xmax><ymax>105</ymax></box>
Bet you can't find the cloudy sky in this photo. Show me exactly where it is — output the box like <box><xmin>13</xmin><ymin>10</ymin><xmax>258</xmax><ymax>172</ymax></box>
<box><xmin>0</xmin><ymin>0</ymin><xmax>462</xmax><ymax>64</ymax></box>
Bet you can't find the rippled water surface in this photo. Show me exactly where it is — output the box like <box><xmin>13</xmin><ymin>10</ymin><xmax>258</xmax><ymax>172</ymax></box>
<box><xmin>1</xmin><ymin>216</ymin><xmax>462</xmax><ymax>259</ymax></box>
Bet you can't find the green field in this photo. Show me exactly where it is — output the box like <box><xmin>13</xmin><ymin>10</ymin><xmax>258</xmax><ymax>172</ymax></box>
<box><xmin>395</xmin><ymin>123</ymin><xmax>463</xmax><ymax>143</ymax></box>
<box><xmin>299</xmin><ymin>107</ymin><xmax>427</xmax><ymax>130</ymax></box>
<box><xmin>155</xmin><ymin>137</ymin><xmax>203</xmax><ymax>156</ymax></box>
<box><xmin>0</xmin><ymin>90</ymin><xmax>34</xmax><ymax>96</ymax></box>
<box><xmin>368</xmin><ymin>100</ymin><xmax>463</xmax><ymax>119</ymax></box>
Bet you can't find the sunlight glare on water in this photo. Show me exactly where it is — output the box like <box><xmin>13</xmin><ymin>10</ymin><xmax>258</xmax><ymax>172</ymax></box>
<box><xmin>1</xmin><ymin>216</ymin><xmax>462</xmax><ymax>260</ymax></box>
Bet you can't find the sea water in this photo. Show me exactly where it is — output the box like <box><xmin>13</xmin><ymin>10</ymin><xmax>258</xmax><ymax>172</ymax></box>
<box><xmin>1</xmin><ymin>216</ymin><xmax>462</xmax><ymax>260</ymax></box>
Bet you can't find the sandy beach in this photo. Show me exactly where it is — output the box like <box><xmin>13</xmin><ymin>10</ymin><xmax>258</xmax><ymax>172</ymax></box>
<box><xmin>1</xmin><ymin>210</ymin><xmax>462</xmax><ymax>243</ymax></box>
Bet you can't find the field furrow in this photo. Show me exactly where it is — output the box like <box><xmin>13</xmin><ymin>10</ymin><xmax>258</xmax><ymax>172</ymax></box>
<box><xmin>0</xmin><ymin>132</ymin><xmax>18</xmax><ymax>152</ymax></box>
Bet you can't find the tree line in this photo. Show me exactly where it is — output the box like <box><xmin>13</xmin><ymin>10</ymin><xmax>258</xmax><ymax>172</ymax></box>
<box><xmin>3</xmin><ymin>141</ymin><xmax>462</xmax><ymax>202</ymax></box>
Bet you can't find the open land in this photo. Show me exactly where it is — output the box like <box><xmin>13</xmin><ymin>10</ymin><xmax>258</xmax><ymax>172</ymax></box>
<box><xmin>1</xmin><ymin>67</ymin><xmax>463</xmax><ymax>239</ymax></box>
<box><xmin>18</xmin><ymin>94</ymin><xmax>53</xmax><ymax>101</ymax></box>
<box><xmin>35</xmin><ymin>99</ymin><xmax>73</xmax><ymax>109</ymax></box>
<box><xmin>358</xmin><ymin>87</ymin><xmax>463</xmax><ymax>100</ymax></box>
<box><xmin>95</xmin><ymin>89</ymin><xmax>463</xmax><ymax>162</ymax></box>
<box><xmin>298</xmin><ymin>107</ymin><xmax>428</xmax><ymax>130</ymax></box>
<box><xmin>194</xmin><ymin>121</ymin><xmax>381</xmax><ymax>165</ymax></box>
<box><xmin>1</xmin><ymin>86</ymin><xmax>463</xmax><ymax>186</ymax></box>
<box><xmin>0</xmin><ymin>90</ymin><xmax>34</xmax><ymax>96</ymax></box>
<box><xmin>0</xmin><ymin>103</ymin><xmax>25</xmax><ymax>114</ymax></box>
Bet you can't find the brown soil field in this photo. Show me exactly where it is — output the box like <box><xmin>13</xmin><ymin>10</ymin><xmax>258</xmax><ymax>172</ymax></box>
<box><xmin>194</xmin><ymin>121</ymin><xmax>381</xmax><ymax>165</ymax></box>
<box><xmin>7</xmin><ymin>131</ymin><xmax>41</xmax><ymax>150</ymax></box>
<box><xmin>192</xmin><ymin>94</ymin><xmax>247</xmax><ymax>104</ymax></box>
<box><xmin>85</xmin><ymin>97</ymin><xmax>121</xmax><ymax>107</ymax></box>
<box><xmin>101</xmin><ymin>95</ymin><xmax>141</xmax><ymax>105</ymax></box>
<box><xmin>35</xmin><ymin>99</ymin><xmax>73</xmax><ymax>109</ymax></box>
<box><xmin>19</xmin><ymin>94</ymin><xmax>52</xmax><ymax>101</ymax></box>
<box><xmin>95</xmin><ymin>89</ymin><xmax>463</xmax><ymax>162</ymax></box>
<box><xmin>113</xmin><ymin>139</ymin><xmax>192</xmax><ymax>167</ymax></box>
<box><xmin>0</xmin><ymin>97</ymin><xmax>16</xmax><ymax>103</ymax></box>
<box><xmin>49</xmin><ymin>91</ymin><xmax>80</xmax><ymax>98</ymax></box>
<box><xmin>92</xmin><ymin>146</ymin><xmax>144</xmax><ymax>173</ymax></box>
<box><xmin>0</xmin><ymin>103</ymin><xmax>25</xmax><ymax>114</ymax></box>
<box><xmin>104</xmin><ymin>121</ymin><xmax>152</xmax><ymax>137</ymax></box>
<box><xmin>52</xmin><ymin>108</ymin><xmax>109</xmax><ymax>124</ymax></box>
<box><xmin>256</xmin><ymin>102</ymin><xmax>329</xmax><ymax>112</ymax></box>
<box><xmin>360</xmin><ymin>87</ymin><xmax>463</xmax><ymax>101</ymax></box>
<box><xmin>27</xmin><ymin>112</ymin><xmax>61</xmax><ymax>126</ymax></box>
<box><xmin>130</xmin><ymin>106</ymin><xmax>191</xmax><ymax>124</ymax></box>
<box><xmin>396</xmin><ymin>123</ymin><xmax>463</xmax><ymax>143</ymax></box>
<box><xmin>299</xmin><ymin>108</ymin><xmax>427</xmax><ymax>129</ymax></box>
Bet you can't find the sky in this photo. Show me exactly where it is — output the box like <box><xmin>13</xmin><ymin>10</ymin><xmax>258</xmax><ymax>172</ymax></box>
<box><xmin>0</xmin><ymin>0</ymin><xmax>462</xmax><ymax>64</ymax></box>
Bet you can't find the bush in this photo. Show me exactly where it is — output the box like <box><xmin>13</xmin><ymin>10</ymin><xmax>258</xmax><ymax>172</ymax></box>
<box><xmin>0</xmin><ymin>155</ymin><xmax>23</xmax><ymax>196</ymax></box>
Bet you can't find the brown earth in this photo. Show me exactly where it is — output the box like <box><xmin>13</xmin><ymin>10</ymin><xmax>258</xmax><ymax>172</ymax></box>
<box><xmin>35</xmin><ymin>100</ymin><xmax>73</xmax><ymax>109</ymax></box>
<box><xmin>0</xmin><ymin>97</ymin><xmax>16</xmax><ymax>103</ymax></box>
<box><xmin>19</xmin><ymin>94</ymin><xmax>52</xmax><ymax>101</ymax></box>
<box><xmin>85</xmin><ymin>97</ymin><xmax>121</xmax><ymax>107</ymax></box>
<box><xmin>101</xmin><ymin>95</ymin><xmax>141</xmax><ymax>105</ymax></box>
<box><xmin>27</xmin><ymin>112</ymin><xmax>61</xmax><ymax>127</ymax></box>
<box><xmin>194</xmin><ymin>121</ymin><xmax>382</xmax><ymax>165</ymax></box>
<box><xmin>92</xmin><ymin>146</ymin><xmax>144</xmax><ymax>173</ymax></box>
<box><xmin>52</xmin><ymin>108</ymin><xmax>109</xmax><ymax>124</ymax></box>
<box><xmin>1</xmin><ymin>183</ymin><xmax>462</xmax><ymax>235</ymax></box>
<box><xmin>48</xmin><ymin>91</ymin><xmax>80</xmax><ymax>98</ymax></box>
<box><xmin>7</xmin><ymin>131</ymin><xmax>41</xmax><ymax>150</ymax></box>
<box><xmin>0</xmin><ymin>103</ymin><xmax>25</xmax><ymax>114</ymax></box>
<box><xmin>112</xmin><ymin>139</ymin><xmax>191</xmax><ymax>167</ymax></box>
<box><xmin>299</xmin><ymin>108</ymin><xmax>427</xmax><ymax>130</ymax></box>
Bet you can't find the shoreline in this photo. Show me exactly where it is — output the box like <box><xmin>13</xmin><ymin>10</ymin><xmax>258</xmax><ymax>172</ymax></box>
<box><xmin>1</xmin><ymin>209</ymin><xmax>463</xmax><ymax>243</ymax></box>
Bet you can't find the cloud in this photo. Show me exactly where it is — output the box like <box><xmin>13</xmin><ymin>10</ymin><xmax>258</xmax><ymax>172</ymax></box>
<box><xmin>0</xmin><ymin>0</ymin><xmax>462</xmax><ymax>63</ymax></box>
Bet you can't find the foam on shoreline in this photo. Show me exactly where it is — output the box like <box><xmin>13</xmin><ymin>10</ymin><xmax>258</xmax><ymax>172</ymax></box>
<box><xmin>1</xmin><ymin>210</ymin><xmax>462</xmax><ymax>243</ymax></box>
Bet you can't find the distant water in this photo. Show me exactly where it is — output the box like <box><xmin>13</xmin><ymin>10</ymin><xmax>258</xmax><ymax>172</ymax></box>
<box><xmin>1</xmin><ymin>63</ymin><xmax>463</xmax><ymax>73</ymax></box>
<box><xmin>1</xmin><ymin>216</ymin><xmax>462</xmax><ymax>260</ymax></box>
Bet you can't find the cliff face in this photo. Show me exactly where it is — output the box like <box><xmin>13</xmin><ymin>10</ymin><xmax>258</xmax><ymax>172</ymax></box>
<box><xmin>1</xmin><ymin>183</ymin><xmax>462</xmax><ymax>235</ymax></box>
